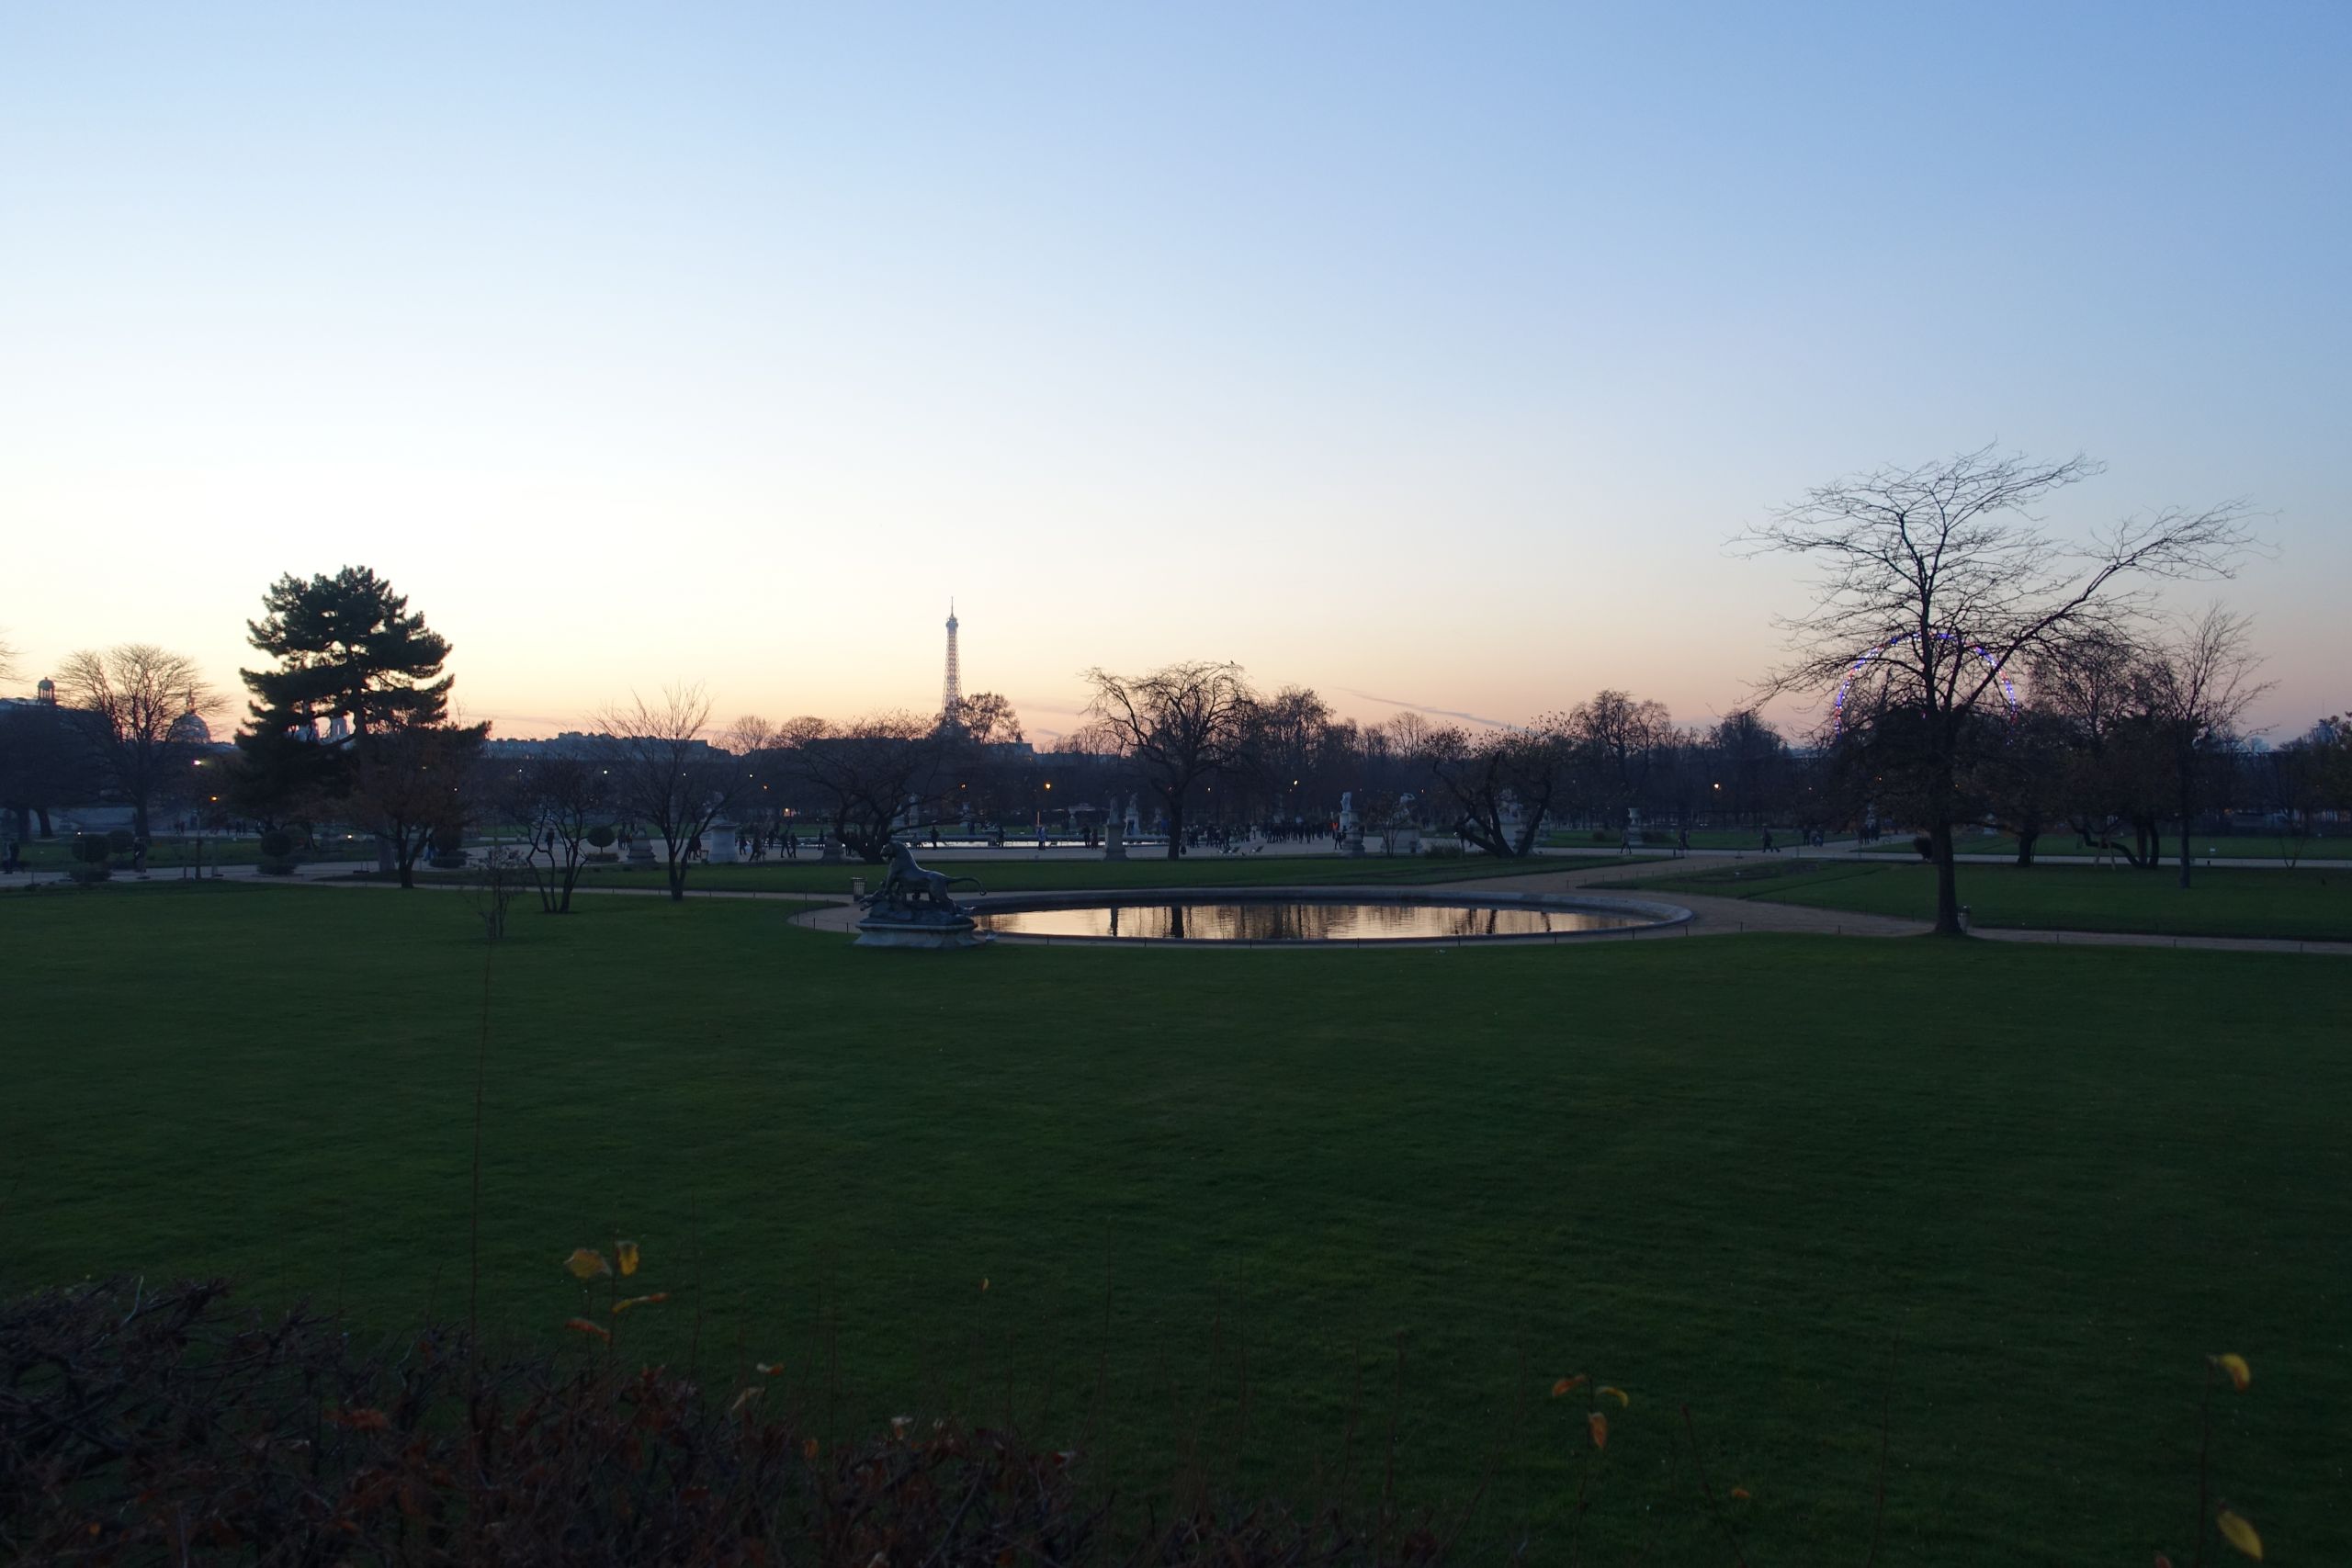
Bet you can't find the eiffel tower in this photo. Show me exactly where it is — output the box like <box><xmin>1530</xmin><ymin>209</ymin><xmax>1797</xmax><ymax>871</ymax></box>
<box><xmin>941</xmin><ymin>600</ymin><xmax>962</xmax><ymax>729</ymax></box>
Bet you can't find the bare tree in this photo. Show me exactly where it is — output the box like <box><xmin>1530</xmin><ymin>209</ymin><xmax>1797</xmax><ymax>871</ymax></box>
<box><xmin>494</xmin><ymin>752</ymin><xmax>614</xmax><ymax>912</ymax></box>
<box><xmin>54</xmin><ymin>644</ymin><xmax>220</xmax><ymax>839</ymax></box>
<box><xmin>1419</xmin><ymin>718</ymin><xmax>1573</xmax><ymax>857</ymax></box>
<box><xmin>1080</xmin><ymin>661</ymin><xmax>1258</xmax><ymax>858</ymax></box>
<box><xmin>1568</xmin><ymin>690</ymin><xmax>1671</xmax><ymax>829</ymax></box>
<box><xmin>1</xmin><ymin>702</ymin><xmax>99</xmax><ymax>843</ymax></box>
<box><xmin>596</xmin><ymin>685</ymin><xmax>753</xmax><ymax>900</ymax></box>
<box><xmin>345</xmin><ymin>722</ymin><xmax>482</xmax><ymax>888</ymax></box>
<box><xmin>2135</xmin><ymin>607</ymin><xmax>2272</xmax><ymax>888</ymax></box>
<box><xmin>776</xmin><ymin>713</ymin><xmax>948</xmax><ymax>863</ymax></box>
<box><xmin>953</xmin><ymin>694</ymin><xmax>1023</xmax><ymax>747</ymax></box>
<box><xmin>1743</xmin><ymin>446</ymin><xmax>2256</xmax><ymax>934</ymax></box>
<box><xmin>1705</xmin><ymin>710</ymin><xmax>1790</xmax><ymax>828</ymax></box>
<box><xmin>2032</xmin><ymin>630</ymin><xmax>2167</xmax><ymax>866</ymax></box>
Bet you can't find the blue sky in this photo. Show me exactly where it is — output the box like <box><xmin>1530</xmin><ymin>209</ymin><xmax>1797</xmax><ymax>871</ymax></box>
<box><xmin>3</xmin><ymin>2</ymin><xmax>2344</xmax><ymax>739</ymax></box>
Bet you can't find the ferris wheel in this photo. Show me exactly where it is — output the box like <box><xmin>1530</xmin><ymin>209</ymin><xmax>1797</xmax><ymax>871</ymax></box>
<box><xmin>1831</xmin><ymin>630</ymin><xmax>2021</xmax><ymax>737</ymax></box>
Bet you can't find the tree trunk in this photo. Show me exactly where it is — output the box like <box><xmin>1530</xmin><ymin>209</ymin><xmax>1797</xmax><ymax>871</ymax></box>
<box><xmin>1163</xmin><ymin>799</ymin><xmax>1184</xmax><ymax>860</ymax></box>
<box><xmin>668</xmin><ymin>853</ymin><xmax>688</xmax><ymax>901</ymax></box>
<box><xmin>2177</xmin><ymin>763</ymin><xmax>2196</xmax><ymax>890</ymax></box>
<box><xmin>2014</xmin><ymin>825</ymin><xmax>2039</xmax><ymax>867</ymax></box>
<box><xmin>1928</xmin><ymin>818</ymin><xmax>1964</xmax><ymax>936</ymax></box>
<box><xmin>34</xmin><ymin>806</ymin><xmax>52</xmax><ymax>837</ymax></box>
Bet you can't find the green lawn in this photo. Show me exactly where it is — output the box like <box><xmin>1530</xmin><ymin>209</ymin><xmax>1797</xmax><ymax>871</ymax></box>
<box><xmin>8</xmin><ymin>833</ymin><xmax>377</xmax><ymax>870</ymax></box>
<box><xmin>1859</xmin><ymin>831</ymin><xmax>2352</xmax><ymax>863</ymax></box>
<box><xmin>5</xmin><ymin>884</ymin><xmax>2344</xmax><ymax>1561</ymax></box>
<box><xmin>1544</xmin><ymin>827</ymin><xmax>1802</xmax><ymax>852</ymax></box>
<box><xmin>1598</xmin><ymin>860</ymin><xmax>2352</xmax><ymax>942</ymax></box>
<box><xmin>357</xmin><ymin>852</ymin><xmax>1659</xmax><ymax>896</ymax></box>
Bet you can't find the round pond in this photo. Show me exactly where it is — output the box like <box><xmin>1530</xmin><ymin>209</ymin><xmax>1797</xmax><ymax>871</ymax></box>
<box><xmin>966</xmin><ymin>890</ymin><xmax>1689</xmax><ymax>944</ymax></box>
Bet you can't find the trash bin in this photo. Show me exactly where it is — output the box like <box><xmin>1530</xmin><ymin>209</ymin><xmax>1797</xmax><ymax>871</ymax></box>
<box><xmin>850</xmin><ymin>875</ymin><xmax>866</xmax><ymax>898</ymax></box>
<box><xmin>1958</xmin><ymin>905</ymin><xmax>1973</xmax><ymax>933</ymax></box>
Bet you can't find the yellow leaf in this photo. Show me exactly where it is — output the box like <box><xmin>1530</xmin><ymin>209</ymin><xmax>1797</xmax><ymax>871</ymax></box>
<box><xmin>563</xmin><ymin>1316</ymin><xmax>610</xmax><ymax>1341</ymax></box>
<box><xmin>563</xmin><ymin>1247</ymin><xmax>611</xmax><ymax>1280</ymax></box>
<box><xmin>2212</xmin><ymin>1353</ymin><xmax>2251</xmax><ymax>1393</ymax></box>
<box><xmin>1599</xmin><ymin>1385</ymin><xmax>1630</xmax><ymax>1407</ymax></box>
<box><xmin>1587</xmin><ymin>1412</ymin><xmax>1608</xmax><ymax>1450</ymax></box>
<box><xmin>1550</xmin><ymin>1375</ymin><xmax>1588</xmax><ymax>1398</ymax></box>
<box><xmin>2216</xmin><ymin>1508</ymin><xmax>2262</xmax><ymax>1560</ymax></box>
<box><xmin>616</xmin><ymin>1240</ymin><xmax>640</xmax><ymax>1278</ymax></box>
<box><xmin>611</xmin><ymin>1292</ymin><xmax>669</xmax><ymax>1314</ymax></box>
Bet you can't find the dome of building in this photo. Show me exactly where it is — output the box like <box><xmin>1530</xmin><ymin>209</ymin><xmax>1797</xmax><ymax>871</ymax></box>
<box><xmin>169</xmin><ymin>708</ymin><xmax>212</xmax><ymax>746</ymax></box>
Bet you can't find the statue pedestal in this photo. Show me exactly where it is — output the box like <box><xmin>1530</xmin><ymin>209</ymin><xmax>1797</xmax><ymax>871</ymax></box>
<box><xmin>1103</xmin><ymin>823</ymin><xmax>1127</xmax><ymax>861</ymax></box>
<box><xmin>854</xmin><ymin>914</ymin><xmax>988</xmax><ymax>949</ymax></box>
<box><xmin>819</xmin><ymin>839</ymin><xmax>842</xmax><ymax>864</ymax></box>
<box><xmin>1340</xmin><ymin>827</ymin><xmax>1366</xmax><ymax>858</ymax></box>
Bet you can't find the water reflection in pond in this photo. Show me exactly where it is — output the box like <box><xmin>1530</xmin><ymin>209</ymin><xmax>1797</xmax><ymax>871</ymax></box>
<box><xmin>970</xmin><ymin>900</ymin><xmax>1649</xmax><ymax>942</ymax></box>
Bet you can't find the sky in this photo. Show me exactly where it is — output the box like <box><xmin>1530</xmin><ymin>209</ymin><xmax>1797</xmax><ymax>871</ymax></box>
<box><xmin>2</xmin><ymin>2</ymin><xmax>2345</xmax><ymax>744</ymax></box>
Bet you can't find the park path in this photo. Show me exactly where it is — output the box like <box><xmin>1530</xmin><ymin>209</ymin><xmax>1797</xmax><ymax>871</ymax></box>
<box><xmin>1434</xmin><ymin>858</ymin><xmax>1929</xmax><ymax>939</ymax></box>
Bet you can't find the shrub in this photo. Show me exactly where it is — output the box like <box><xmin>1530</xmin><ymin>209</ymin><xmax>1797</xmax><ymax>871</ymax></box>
<box><xmin>107</xmin><ymin>828</ymin><xmax>136</xmax><ymax>854</ymax></box>
<box><xmin>66</xmin><ymin>863</ymin><xmax>112</xmax><ymax>885</ymax></box>
<box><xmin>256</xmin><ymin>829</ymin><xmax>300</xmax><ymax>875</ymax></box>
<box><xmin>69</xmin><ymin>834</ymin><xmax>111</xmax><ymax>865</ymax></box>
<box><xmin>428</xmin><ymin>824</ymin><xmax>469</xmax><ymax>869</ymax></box>
<box><xmin>1913</xmin><ymin>834</ymin><xmax>1935</xmax><ymax>861</ymax></box>
<box><xmin>585</xmin><ymin>824</ymin><xmax>617</xmax><ymax>849</ymax></box>
<box><xmin>0</xmin><ymin>1279</ymin><xmax>1452</xmax><ymax>1566</ymax></box>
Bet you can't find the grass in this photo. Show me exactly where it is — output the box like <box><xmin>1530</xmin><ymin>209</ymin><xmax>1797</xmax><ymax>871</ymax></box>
<box><xmin>4</xmin><ymin>883</ymin><xmax>2345</xmax><ymax>1561</ymax></box>
<box><xmin>1595</xmin><ymin>860</ymin><xmax>2352</xmax><ymax>942</ymax></box>
<box><xmin>352</xmin><ymin>852</ymin><xmax>1664</xmax><ymax>896</ymax></box>
<box><xmin>1860</xmin><ymin>830</ymin><xmax>2352</xmax><ymax>863</ymax></box>
<box><xmin>1544</xmin><ymin>827</ymin><xmax>1803</xmax><ymax>852</ymax></box>
<box><xmin>7</xmin><ymin>833</ymin><xmax>377</xmax><ymax>870</ymax></box>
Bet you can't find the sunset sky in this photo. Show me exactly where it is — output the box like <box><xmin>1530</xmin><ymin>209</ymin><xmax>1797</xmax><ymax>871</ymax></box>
<box><xmin>3</xmin><ymin>3</ymin><xmax>2345</xmax><ymax>743</ymax></box>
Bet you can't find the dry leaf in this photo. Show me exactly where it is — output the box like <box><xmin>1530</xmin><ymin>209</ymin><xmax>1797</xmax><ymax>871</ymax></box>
<box><xmin>616</xmin><ymin>1240</ymin><xmax>641</xmax><ymax>1277</ymax></box>
<box><xmin>563</xmin><ymin>1316</ymin><xmax>610</xmax><ymax>1341</ymax></box>
<box><xmin>1587</xmin><ymin>1412</ymin><xmax>1608</xmax><ymax>1450</ymax></box>
<box><xmin>2216</xmin><ymin>1508</ymin><xmax>2262</xmax><ymax>1560</ymax></box>
<box><xmin>802</xmin><ymin>1437</ymin><xmax>820</xmax><ymax>1461</ymax></box>
<box><xmin>1550</xmin><ymin>1375</ymin><xmax>1588</xmax><ymax>1398</ymax></box>
<box><xmin>2213</xmin><ymin>1353</ymin><xmax>2252</xmax><ymax>1393</ymax></box>
<box><xmin>1730</xmin><ymin>1486</ymin><xmax>1750</xmax><ymax>1502</ymax></box>
<box><xmin>1598</xmin><ymin>1385</ymin><xmax>1630</xmax><ymax>1407</ymax></box>
<box><xmin>611</xmin><ymin>1292</ymin><xmax>669</xmax><ymax>1314</ymax></box>
<box><xmin>563</xmin><ymin>1247</ymin><xmax>611</xmax><ymax>1280</ymax></box>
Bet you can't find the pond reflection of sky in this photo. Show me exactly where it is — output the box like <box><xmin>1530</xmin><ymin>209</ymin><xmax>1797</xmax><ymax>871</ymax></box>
<box><xmin>972</xmin><ymin>901</ymin><xmax>1645</xmax><ymax>942</ymax></box>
